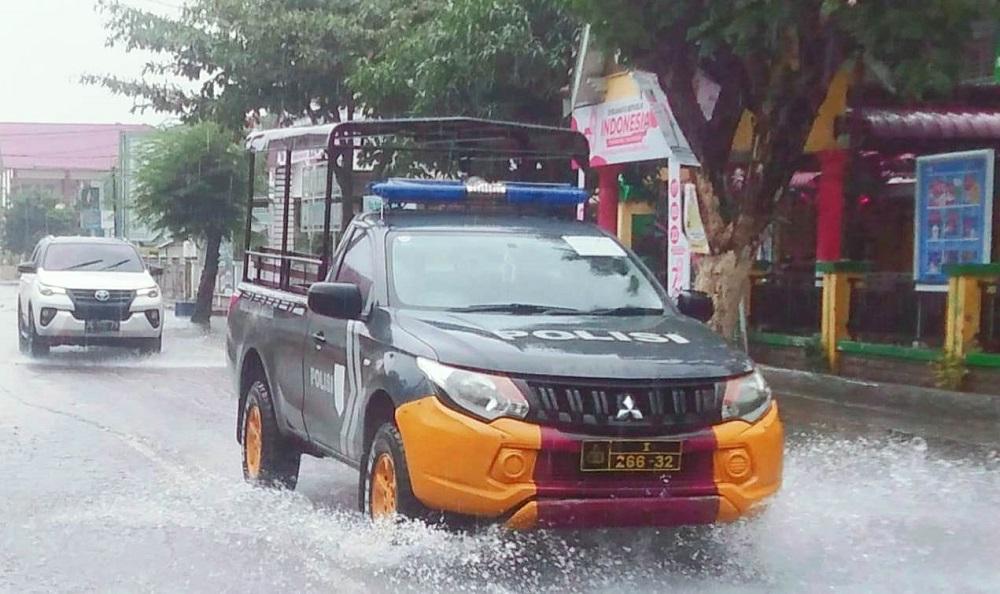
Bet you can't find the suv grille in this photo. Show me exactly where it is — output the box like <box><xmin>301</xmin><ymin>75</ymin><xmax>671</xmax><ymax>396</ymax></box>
<box><xmin>525</xmin><ymin>379</ymin><xmax>723</xmax><ymax>435</ymax></box>
<box><xmin>67</xmin><ymin>289</ymin><xmax>135</xmax><ymax>321</ymax></box>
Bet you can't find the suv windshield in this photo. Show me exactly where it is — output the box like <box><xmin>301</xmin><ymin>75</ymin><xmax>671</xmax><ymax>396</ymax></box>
<box><xmin>389</xmin><ymin>230</ymin><xmax>667</xmax><ymax>313</ymax></box>
<box><xmin>42</xmin><ymin>243</ymin><xmax>145</xmax><ymax>273</ymax></box>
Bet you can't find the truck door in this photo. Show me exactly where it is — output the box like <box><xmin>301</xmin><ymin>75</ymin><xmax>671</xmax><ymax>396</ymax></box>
<box><xmin>302</xmin><ymin>230</ymin><xmax>375</xmax><ymax>455</ymax></box>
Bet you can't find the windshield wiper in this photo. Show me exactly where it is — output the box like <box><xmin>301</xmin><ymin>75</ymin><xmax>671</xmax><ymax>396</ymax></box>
<box><xmin>64</xmin><ymin>259</ymin><xmax>103</xmax><ymax>270</ymax></box>
<box><xmin>582</xmin><ymin>306</ymin><xmax>665</xmax><ymax>316</ymax></box>
<box><xmin>102</xmin><ymin>258</ymin><xmax>134</xmax><ymax>271</ymax></box>
<box><xmin>447</xmin><ymin>303</ymin><xmax>585</xmax><ymax>315</ymax></box>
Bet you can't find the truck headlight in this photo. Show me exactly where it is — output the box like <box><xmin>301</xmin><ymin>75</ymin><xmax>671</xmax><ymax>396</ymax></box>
<box><xmin>417</xmin><ymin>358</ymin><xmax>529</xmax><ymax>421</ymax></box>
<box><xmin>721</xmin><ymin>370</ymin><xmax>773</xmax><ymax>423</ymax></box>
<box><xmin>136</xmin><ymin>286</ymin><xmax>160</xmax><ymax>298</ymax></box>
<box><xmin>38</xmin><ymin>282</ymin><xmax>66</xmax><ymax>296</ymax></box>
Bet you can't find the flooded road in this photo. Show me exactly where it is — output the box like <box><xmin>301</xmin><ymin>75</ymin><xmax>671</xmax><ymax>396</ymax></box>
<box><xmin>1</xmin><ymin>284</ymin><xmax>997</xmax><ymax>593</ymax></box>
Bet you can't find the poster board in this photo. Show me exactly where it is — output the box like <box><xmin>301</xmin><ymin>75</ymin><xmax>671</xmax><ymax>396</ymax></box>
<box><xmin>666</xmin><ymin>160</ymin><xmax>691</xmax><ymax>298</ymax></box>
<box><xmin>683</xmin><ymin>183</ymin><xmax>710</xmax><ymax>254</ymax></box>
<box><xmin>914</xmin><ymin>150</ymin><xmax>994</xmax><ymax>291</ymax></box>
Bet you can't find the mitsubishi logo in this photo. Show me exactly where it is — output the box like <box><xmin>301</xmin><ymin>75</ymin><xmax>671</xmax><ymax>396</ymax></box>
<box><xmin>615</xmin><ymin>394</ymin><xmax>644</xmax><ymax>421</ymax></box>
<box><xmin>94</xmin><ymin>290</ymin><xmax>110</xmax><ymax>302</ymax></box>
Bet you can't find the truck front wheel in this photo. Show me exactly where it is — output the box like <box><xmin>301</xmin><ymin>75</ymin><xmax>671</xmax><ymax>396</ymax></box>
<box><xmin>242</xmin><ymin>379</ymin><xmax>300</xmax><ymax>489</ymax></box>
<box><xmin>360</xmin><ymin>423</ymin><xmax>427</xmax><ymax>521</ymax></box>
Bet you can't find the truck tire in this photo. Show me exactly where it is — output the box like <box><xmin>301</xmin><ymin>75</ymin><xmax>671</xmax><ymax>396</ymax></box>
<box><xmin>242</xmin><ymin>379</ymin><xmax>300</xmax><ymax>489</ymax></box>
<box><xmin>25</xmin><ymin>306</ymin><xmax>49</xmax><ymax>357</ymax></box>
<box><xmin>360</xmin><ymin>423</ymin><xmax>427</xmax><ymax>521</ymax></box>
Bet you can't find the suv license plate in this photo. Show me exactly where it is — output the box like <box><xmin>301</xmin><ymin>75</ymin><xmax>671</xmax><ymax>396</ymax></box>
<box><xmin>85</xmin><ymin>320</ymin><xmax>120</xmax><ymax>334</ymax></box>
<box><xmin>580</xmin><ymin>440</ymin><xmax>682</xmax><ymax>472</ymax></box>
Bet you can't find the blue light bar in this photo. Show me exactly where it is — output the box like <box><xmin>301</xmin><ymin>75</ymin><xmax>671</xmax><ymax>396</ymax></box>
<box><xmin>369</xmin><ymin>178</ymin><xmax>588</xmax><ymax>206</ymax></box>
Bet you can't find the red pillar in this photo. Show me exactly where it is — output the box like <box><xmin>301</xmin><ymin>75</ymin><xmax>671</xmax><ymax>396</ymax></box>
<box><xmin>816</xmin><ymin>149</ymin><xmax>848</xmax><ymax>262</ymax></box>
<box><xmin>597</xmin><ymin>165</ymin><xmax>622</xmax><ymax>235</ymax></box>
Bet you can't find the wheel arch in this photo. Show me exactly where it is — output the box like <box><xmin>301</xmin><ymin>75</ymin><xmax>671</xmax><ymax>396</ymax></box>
<box><xmin>362</xmin><ymin>390</ymin><xmax>397</xmax><ymax>459</ymax></box>
<box><xmin>237</xmin><ymin>347</ymin><xmax>268</xmax><ymax>443</ymax></box>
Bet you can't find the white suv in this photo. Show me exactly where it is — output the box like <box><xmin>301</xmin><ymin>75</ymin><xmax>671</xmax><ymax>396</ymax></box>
<box><xmin>17</xmin><ymin>236</ymin><xmax>164</xmax><ymax>356</ymax></box>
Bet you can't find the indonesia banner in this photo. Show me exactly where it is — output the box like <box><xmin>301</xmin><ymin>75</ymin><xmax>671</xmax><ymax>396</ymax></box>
<box><xmin>570</xmin><ymin>71</ymin><xmax>699</xmax><ymax>168</ymax></box>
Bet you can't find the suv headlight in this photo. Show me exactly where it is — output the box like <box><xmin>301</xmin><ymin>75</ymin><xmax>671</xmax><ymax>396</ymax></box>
<box><xmin>38</xmin><ymin>282</ymin><xmax>66</xmax><ymax>296</ymax></box>
<box><xmin>416</xmin><ymin>358</ymin><xmax>529</xmax><ymax>421</ymax></box>
<box><xmin>136</xmin><ymin>286</ymin><xmax>160</xmax><ymax>298</ymax></box>
<box><xmin>721</xmin><ymin>370</ymin><xmax>773</xmax><ymax>423</ymax></box>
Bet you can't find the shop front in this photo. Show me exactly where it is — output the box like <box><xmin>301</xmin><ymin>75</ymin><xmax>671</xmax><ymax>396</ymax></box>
<box><xmin>749</xmin><ymin>97</ymin><xmax>1000</xmax><ymax>393</ymax></box>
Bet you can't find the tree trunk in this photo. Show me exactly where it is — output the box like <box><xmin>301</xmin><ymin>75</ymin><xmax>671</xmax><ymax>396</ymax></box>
<box><xmin>191</xmin><ymin>231</ymin><xmax>222</xmax><ymax>326</ymax></box>
<box><xmin>693</xmin><ymin>248</ymin><xmax>753</xmax><ymax>342</ymax></box>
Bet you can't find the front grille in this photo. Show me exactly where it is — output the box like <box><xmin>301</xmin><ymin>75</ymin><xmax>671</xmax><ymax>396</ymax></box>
<box><xmin>67</xmin><ymin>289</ymin><xmax>135</xmax><ymax>321</ymax></box>
<box><xmin>525</xmin><ymin>379</ymin><xmax>722</xmax><ymax>434</ymax></box>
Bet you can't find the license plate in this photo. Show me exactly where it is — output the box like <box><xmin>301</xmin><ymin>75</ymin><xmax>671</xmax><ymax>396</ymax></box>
<box><xmin>85</xmin><ymin>320</ymin><xmax>120</xmax><ymax>333</ymax></box>
<box><xmin>580</xmin><ymin>440</ymin><xmax>682</xmax><ymax>472</ymax></box>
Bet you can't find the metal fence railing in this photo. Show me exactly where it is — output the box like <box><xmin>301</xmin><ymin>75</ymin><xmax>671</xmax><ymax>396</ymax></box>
<box><xmin>848</xmin><ymin>273</ymin><xmax>946</xmax><ymax>348</ymax></box>
<box><xmin>750</xmin><ymin>272</ymin><xmax>821</xmax><ymax>336</ymax></box>
<box><xmin>245</xmin><ymin>247</ymin><xmax>323</xmax><ymax>295</ymax></box>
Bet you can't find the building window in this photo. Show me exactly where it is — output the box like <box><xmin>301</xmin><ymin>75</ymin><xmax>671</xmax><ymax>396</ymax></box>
<box><xmin>963</xmin><ymin>20</ymin><xmax>997</xmax><ymax>84</ymax></box>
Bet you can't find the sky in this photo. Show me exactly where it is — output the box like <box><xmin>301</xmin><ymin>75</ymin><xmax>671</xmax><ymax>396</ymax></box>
<box><xmin>0</xmin><ymin>0</ymin><xmax>183</xmax><ymax>126</ymax></box>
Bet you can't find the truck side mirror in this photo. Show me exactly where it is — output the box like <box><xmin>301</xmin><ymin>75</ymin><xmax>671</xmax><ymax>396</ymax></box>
<box><xmin>308</xmin><ymin>282</ymin><xmax>363</xmax><ymax>320</ymax></box>
<box><xmin>147</xmin><ymin>264</ymin><xmax>164</xmax><ymax>277</ymax></box>
<box><xmin>676</xmin><ymin>290</ymin><xmax>713</xmax><ymax>323</ymax></box>
<box><xmin>17</xmin><ymin>262</ymin><xmax>36</xmax><ymax>274</ymax></box>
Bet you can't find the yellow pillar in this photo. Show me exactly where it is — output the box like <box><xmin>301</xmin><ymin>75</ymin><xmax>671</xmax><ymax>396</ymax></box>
<box><xmin>817</xmin><ymin>261</ymin><xmax>867</xmax><ymax>371</ymax></box>
<box><xmin>944</xmin><ymin>264</ymin><xmax>999</xmax><ymax>358</ymax></box>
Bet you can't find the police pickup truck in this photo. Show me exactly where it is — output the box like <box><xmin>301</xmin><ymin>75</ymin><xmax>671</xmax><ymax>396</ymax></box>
<box><xmin>227</xmin><ymin>175</ymin><xmax>783</xmax><ymax>529</ymax></box>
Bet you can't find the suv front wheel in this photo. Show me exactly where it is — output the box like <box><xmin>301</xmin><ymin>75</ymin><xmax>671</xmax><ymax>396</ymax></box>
<box><xmin>21</xmin><ymin>305</ymin><xmax>49</xmax><ymax>357</ymax></box>
<box><xmin>138</xmin><ymin>336</ymin><xmax>162</xmax><ymax>355</ymax></box>
<box><xmin>17</xmin><ymin>302</ymin><xmax>28</xmax><ymax>354</ymax></box>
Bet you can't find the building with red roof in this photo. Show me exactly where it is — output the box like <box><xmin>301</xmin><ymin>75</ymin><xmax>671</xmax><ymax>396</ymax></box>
<box><xmin>0</xmin><ymin>121</ymin><xmax>152</xmax><ymax>207</ymax></box>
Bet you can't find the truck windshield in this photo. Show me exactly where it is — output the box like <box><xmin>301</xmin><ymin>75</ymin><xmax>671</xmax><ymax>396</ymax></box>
<box><xmin>43</xmin><ymin>243</ymin><xmax>145</xmax><ymax>272</ymax></box>
<box><xmin>389</xmin><ymin>231</ymin><xmax>667</xmax><ymax>314</ymax></box>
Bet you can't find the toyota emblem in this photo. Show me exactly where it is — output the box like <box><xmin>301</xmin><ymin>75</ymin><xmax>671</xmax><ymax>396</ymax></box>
<box><xmin>94</xmin><ymin>289</ymin><xmax>111</xmax><ymax>302</ymax></box>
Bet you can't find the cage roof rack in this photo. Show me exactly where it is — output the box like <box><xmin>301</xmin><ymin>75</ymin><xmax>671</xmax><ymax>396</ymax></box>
<box><xmin>244</xmin><ymin>117</ymin><xmax>590</xmax><ymax>166</ymax></box>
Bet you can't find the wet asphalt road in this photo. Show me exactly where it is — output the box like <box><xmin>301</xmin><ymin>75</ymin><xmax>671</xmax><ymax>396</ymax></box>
<box><xmin>1</xmin><ymin>283</ymin><xmax>998</xmax><ymax>593</ymax></box>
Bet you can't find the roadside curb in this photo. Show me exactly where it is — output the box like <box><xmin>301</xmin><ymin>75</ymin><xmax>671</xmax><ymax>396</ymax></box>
<box><xmin>761</xmin><ymin>365</ymin><xmax>1000</xmax><ymax>423</ymax></box>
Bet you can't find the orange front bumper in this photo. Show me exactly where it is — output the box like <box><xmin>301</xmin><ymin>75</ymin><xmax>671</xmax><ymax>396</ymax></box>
<box><xmin>394</xmin><ymin>396</ymin><xmax>783</xmax><ymax>529</ymax></box>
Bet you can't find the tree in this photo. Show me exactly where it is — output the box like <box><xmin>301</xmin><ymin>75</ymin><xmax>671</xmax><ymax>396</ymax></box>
<box><xmin>349</xmin><ymin>0</ymin><xmax>579</xmax><ymax>125</ymax></box>
<box><xmin>87</xmin><ymin>0</ymin><xmax>361</xmax><ymax>130</ymax></box>
<box><xmin>568</xmin><ymin>0</ymin><xmax>998</xmax><ymax>336</ymax></box>
<box><xmin>1</xmin><ymin>190</ymin><xmax>78</xmax><ymax>257</ymax></box>
<box><xmin>135</xmin><ymin>122</ymin><xmax>246</xmax><ymax>325</ymax></box>
<box><xmin>90</xmin><ymin>0</ymin><xmax>578</xmax><ymax>128</ymax></box>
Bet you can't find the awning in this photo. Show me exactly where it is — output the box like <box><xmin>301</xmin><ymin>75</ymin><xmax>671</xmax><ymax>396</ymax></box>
<box><xmin>848</xmin><ymin>108</ymin><xmax>1000</xmax><ymax>150</ymax></box>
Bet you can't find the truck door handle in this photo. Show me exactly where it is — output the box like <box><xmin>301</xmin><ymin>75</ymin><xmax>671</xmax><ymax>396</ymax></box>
<box><xmin>311</xmin><ymin>331</ymin><xmax>326</xmax><ymax>344</ymax></box>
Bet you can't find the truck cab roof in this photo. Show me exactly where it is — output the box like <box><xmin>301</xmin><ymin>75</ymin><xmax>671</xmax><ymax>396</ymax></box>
<box><xmin>355</xmin><ymin>211</ymin><xmax>605</xmax><ymax>236</ymax></box>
